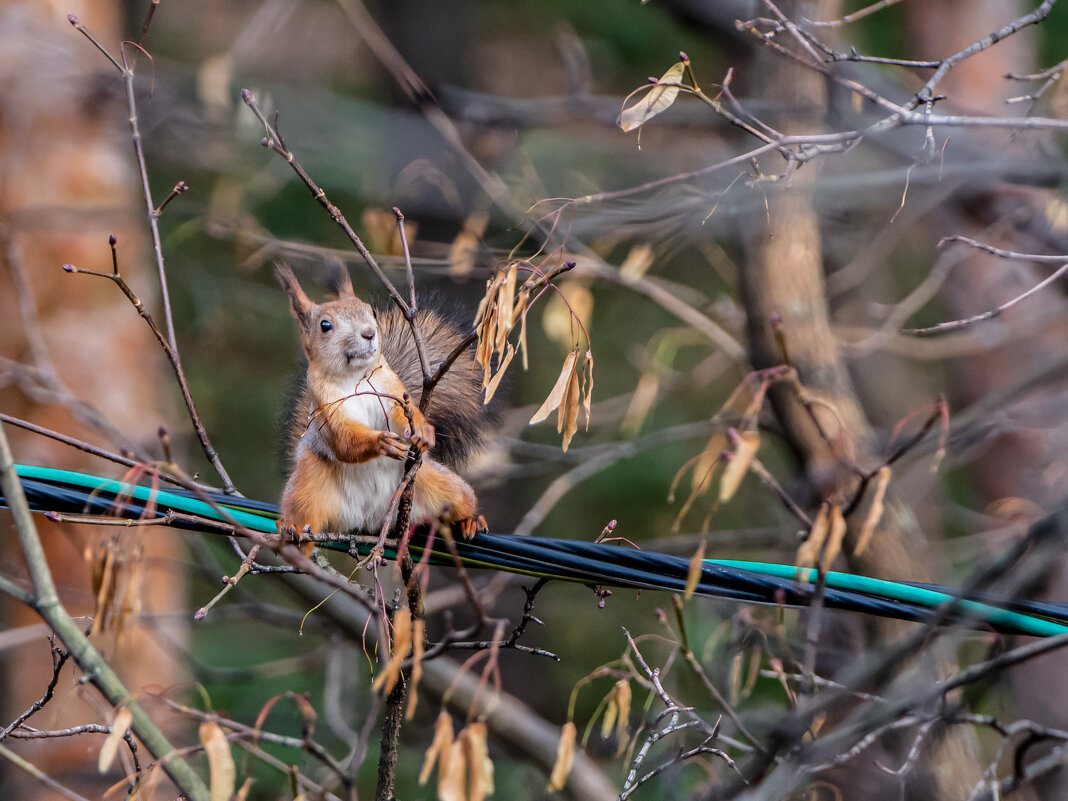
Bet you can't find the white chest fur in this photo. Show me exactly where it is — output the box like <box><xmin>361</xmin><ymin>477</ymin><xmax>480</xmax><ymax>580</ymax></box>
<box><xmin>303</xmin><ymin>375</ymin><xmax>405</xmax><ymax>533</ymax></box>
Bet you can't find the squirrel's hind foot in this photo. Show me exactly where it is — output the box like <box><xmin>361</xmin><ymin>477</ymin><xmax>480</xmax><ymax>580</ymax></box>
<box><xmin>459</xmin><ymin>515</ymin><xmax>488</xmax><ymax>540</ymax></box>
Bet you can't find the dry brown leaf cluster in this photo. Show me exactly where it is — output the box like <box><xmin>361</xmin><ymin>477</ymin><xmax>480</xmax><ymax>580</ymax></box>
<box><xmin>474</xmin><ymin>261</ymin><xmax>595</xmax><ymax>450</ymax></box>
<box><xmin>420</xmin><ymin>712</ymin><xmax>495</xmax><ymax>801</ymax></box>
<box><xmin>474</xmin><ymin>261</ymin><xmax>530</xmax><ymax>403</ymax></box>
<box><xmin>529</xmin><ymin>348</ymin><xmax>594</xmax><ymax>451</ymax></box>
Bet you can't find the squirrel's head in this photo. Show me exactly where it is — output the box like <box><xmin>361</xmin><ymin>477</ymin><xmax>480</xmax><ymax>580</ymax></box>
<box><xmin>276</xmin><ymin>263</ymin><xmax>380</xmax><ymax>378</ymax></box>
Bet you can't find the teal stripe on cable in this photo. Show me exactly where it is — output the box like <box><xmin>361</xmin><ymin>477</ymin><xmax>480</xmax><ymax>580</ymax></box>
<box><xmin>711</xmin><ymin>559</ymin><xmax>1068</xmax><ymax>638</ymax></box>
<box><xmin>15</xmin><ymin>465</ymin><xmax>278</xmax><ymax>534</ymax></box>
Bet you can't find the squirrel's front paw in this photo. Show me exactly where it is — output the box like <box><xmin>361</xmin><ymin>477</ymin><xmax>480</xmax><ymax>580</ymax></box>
<box><xmin>376</xmin><ymin>431</ymin><xmax>409</xmax><ymax>460</ymax></box>
<box><xmin>407</xmin><ymin>421</ymin><xmax>436</xmax><ymax>452</ymax></box>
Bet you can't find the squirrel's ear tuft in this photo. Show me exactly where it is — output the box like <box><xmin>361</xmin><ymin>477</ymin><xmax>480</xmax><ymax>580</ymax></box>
<box><xmin>322</xmin><ymin>261</ymin><xmax>356</xmax><ymax>300</ymax></box>
<box><xmin>275</xmin><ymin>262</ymin><xmax>314</xmax><ymax>328</ymax></box>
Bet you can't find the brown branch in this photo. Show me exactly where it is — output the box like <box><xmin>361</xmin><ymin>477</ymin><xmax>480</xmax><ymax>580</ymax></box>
<box><xmin>240</xmin><ymin>89</ymin><xmax>409</xmax><ymax>312</ymax></box>
<box><xmin>904</xmin><ymin>261</ymin><xmax>1068</xmax><ymax>336</ymax></box>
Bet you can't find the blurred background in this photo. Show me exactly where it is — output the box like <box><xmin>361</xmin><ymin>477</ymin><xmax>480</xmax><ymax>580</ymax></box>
<box><xmin>2</xmin><ymin>0</ymin><xmax>1067</xmax><ymax>799</ymax></box>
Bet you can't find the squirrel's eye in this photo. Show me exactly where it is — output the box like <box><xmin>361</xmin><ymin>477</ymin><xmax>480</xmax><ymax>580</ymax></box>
<box><xmin>320</xmin><ymin>319</ymin><xmax>333</xmax><ymax>333</ymax></box>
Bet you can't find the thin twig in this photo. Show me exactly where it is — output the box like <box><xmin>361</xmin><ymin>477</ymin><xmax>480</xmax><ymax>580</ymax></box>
<box><xmin>905</xmin><ymin>262</ymin><xmax>1068</xmax><ymax>336</ymax></box>
<box><xmin>62</xmin><ymin>255</ymin><xmax>238</xmax><ymax>494</ymax></box>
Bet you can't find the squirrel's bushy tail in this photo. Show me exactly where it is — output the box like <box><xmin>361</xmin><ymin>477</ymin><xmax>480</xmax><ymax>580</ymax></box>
<box><xmin>378</xmin><ymin>303</ymin><xmax>492</xmax><ymax>469</ymax></box>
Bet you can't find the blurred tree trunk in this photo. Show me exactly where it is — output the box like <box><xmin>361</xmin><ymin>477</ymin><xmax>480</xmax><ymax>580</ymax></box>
<box><xmin>904</xmin><ymin>4</ymin><xmax>1068</xmax><ymax>799</ymax></box>
<box><xmin>736</xmin><ymin>1</ymin><xmax>982</xmax><ymax>797</ymax></box>
<box><xmin>0</xmin><ymin>1</ymin><xmax>186</xmax><ymax>797</ymax></box>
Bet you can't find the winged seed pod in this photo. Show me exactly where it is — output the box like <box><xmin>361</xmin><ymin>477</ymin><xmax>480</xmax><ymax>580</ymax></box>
<box><xmin>618</xmin><ymin>61</ymin><xmax>686</xmax><ymax>132</ymax></box>
<box><xmin>547</xmin><ymin>722</ymin><xmax>577</xmax><ymax>792</ymax></box>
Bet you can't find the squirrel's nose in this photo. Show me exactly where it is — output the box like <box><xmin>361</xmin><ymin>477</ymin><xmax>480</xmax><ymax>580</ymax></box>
<box><xmin>361</xmin><ymin>328</ymin><xmax>375</xmax><ymax>341</ymax></box>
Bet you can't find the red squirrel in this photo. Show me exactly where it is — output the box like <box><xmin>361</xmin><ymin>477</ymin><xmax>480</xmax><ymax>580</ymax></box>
<box><xmin>276</xmin><ymin>263</ymin><xmax>488</xmax><ymax>541</ymax></box>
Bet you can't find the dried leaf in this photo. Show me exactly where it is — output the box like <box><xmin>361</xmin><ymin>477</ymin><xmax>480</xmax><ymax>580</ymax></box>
<box><xmin>439</xmin><ymin>739</ymin><xmax>467</xmax><ymax>801</ymax></box>
<box><xmin>530</xmin><ymin>350</ymin><xmax>579</xmax><ymax>425</ymax></box>
<box><xmin>517</xmin><ymin>292</ymin><xmax>530</xmax><ymax>370</ymax></box>
<box><xmin>199</xmin><ymin>721</ymin><xmax>236</xmax><ymax>801</ymax></box>
<box><xmin>600</xmin><ymin>690</ymin><xmax>618</xmax><ymax>741</ymax></box>
<box><xmin>406</xmin><ymin>618</ymin><xmax>426</xmax><ymax>720</ymax></box>
<box><xmin>854</xmin><ymin>467</ymin><xmax>891</xmax><ymax>557</ymax></box>
<box><xmin>361</xmin><ymin>208</ymin><xmax>416</xmax><ymax>256</ymax></box>
<box><xmin>612</xmin><ymin>680</ymin><xmax>631</xmax><ymax>754</ymax></box>
<box><xmin>621</xmin><ymin>373</ymin><xmax>659</xmax><ymax>437</ymax></box>
<box><xmin>547</xmin><ymin>722</ymin><xmax>577</xmax><ymax>792</ymax></box>
<box><xmin>581</xmin><ymin>349</ymin><xmax>594</xmax><ymax>429</ymax></box>
<box><xmin>235</xmin><ymin>777</ymin><xmax>255</xmax><ymax>801</ymax></box>
<box><xmin>461</xmin><ymin>722</ymin><xmax>494</xmax><ymax>801</ymax></box>
<box><xmin>494</xmin><ymin>263</ymin><xmax>519</xmax><ymax>355</ymax></box>
<box><xmin>483</xmin><ymin>344</ymin><xmax>514</xmax><ymax>404</ymax></box>
<box><xmin>372</xmin><ymin>608</ymin><xmax>412</xmax><ymax>694</ymax></box>
<box><xmin>685</xmin><ymin>538</ymin><xmax>707</xmax><ymax>600</ymax></box>
<box><xmin>420</xmin><ymin>711</ymin><xmax>454</xmax><ymax>785</ymax></box>
<box><xmin>448</xmin><ymin>211</ymin><xmax>489</xmax><ymax>278</ymax></box>
<box><xmin>619</xmin><ymin>243</ymin><xmax>655</xmax><ymax>281</ymax></box>
<box><xmin>559</xmin><ymin>357</ymin><xmax>581</xmax><ymax>451</ymax></box>
<box><xmin>796</xmin><ymin>502</ymin><xmax>830</xmax><ymax>570</ymax></box>
<box><xmin>618</xmin><ymin>62</ymin><xmax>686</xmax><ymax>132</ymax></box>
<box><xmin>98</xmin><ymin>707</ymin><xmax>133</xmax><ymax>773</ymax></box>
<box><xmin>718</xmin><ymin>430</ymin><xmax>760</xmax><ymax>503</ymax></box>
<box><xmin>822</xmin><ymin>504</ymin><xmax>847</xmax><ymax>572</ymax></box>
<box><xmin>691</xmin><ymin>433</ymin><xmax>727</xmax><ymax>494</ymax></box>
<box><xmin>729</xmin><ymin>650</ymin><xmax>743</xmax><ymax>706</ymax></box>
<box><xmin>1045</xmin><ymin>195</ymin><xmax>1068</xmax><ymax>233</ymax></box>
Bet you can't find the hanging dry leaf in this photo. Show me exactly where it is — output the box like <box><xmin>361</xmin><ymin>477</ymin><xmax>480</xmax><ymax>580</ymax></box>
<box><xmin>823</xmin><ymin>503</ymin><xmax>847</xmax><ymax>572</ymax></box>
<box><xmin>530</xmin><ymin>350</ymin><xmax>579</xmax><ymax>425</ymax></box>
<box><xmin>692</xmin><ymin>433</ymin><xmax>727</xmax><ymax>495</ymax></box>
<box><xmin>619</xmin><ymin>243</ymin><xmax>655</xmax><ymax>281</ymax></box>
<box><xmin>199</xmin><ymin>721</ymin><xmax>236</xmax><ymax>801</ymax></box>
<box><xmin>685</xmin><ymin>537</ymin><xmax>707</xmax><ymax>601</ymax></box>
<box><xmin>854</xmin><ymin>467</ymin><xmax>891</xmax><ymax>557</ymax></box>
<box><xmin>98</xmin><ymin>706</ymin><xmax>133</xmax><ymax>773</ymax></box>
<box><xmin>559</xmin><ymin>355</ymin><xmax>581</xmax><ymax>451</ymax></box>
<box><xmin>796</xmin><ymin>502</ymin><xmax>831</xmax><ymax>570</ymax></box>
<box><xmin>448</xmin><ymin>211</ymin><xmax>489</xmax><ymax>278</ymax></box>
<box><xmin>600</xmin><ymin>690</ymin><xmax>618</xmax><ymax>741</ymax></box>
<box><xmin>420</xmin><ymin>711</ymin><xmax>455</xmax><ymax>785</ymax></box>
<box><xmin>618</xmin><ymin>62</ymin><xmax>686</xmax><ymax>132</ymax></box>
<box><xmin>372</xmin><ymin>608</ymin><xmax>413</xmax><ymax>694</ymax></box>
<box><xmin>621</xmin><ymin>372</ymin><xmax>660</xmax><ymax>437</ymax></box>
<box><xmin>547</xmin><ymin>722</ymin><xmax>577</xmax><ymax>792</ymax></box>
<box><xmin>611</xmin><ymin>680</ymin><xmax>631</xmax><ymax>754</ymax></box>
<box><xmin>439</xmin><ymin>738</ymin><xmax>467</xmax><ymax>801</ymax></box>
<box><xmin>581</xmin><ymin>349</ymin><xmax>594</xmax><ymax>429</ymax></box>
<box><xmin>729</xmin><ymin>650</ymin><xmax>743</xmax><ymax>706</ymax></box>
<box><xmin>483</xmin><ymin>344</ymin><xmax>514</xmax><ymax>405</ymax></box>
<box><xmin>461</xmin><ymin>722</ymin><xmax>495</xmax><ymax>801</ymax></box>
<box><xmin>406</xmin><ymin>618</ymin><xmax>426</xmax><ymax>721</ymax></box>
<box><xmin>361</xmin><ymin>208</ymin><xmax>417</xmax><ymax>256</ymax></box>
<box><xmin>494</xmin><ymin>263</ymin><xmax>518</xmax><ymax>355</ymax></box>
<box><xmin>718</xmin><ymin>430</ymin><xmax>760</xmax><ymax>503</ymax></box>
